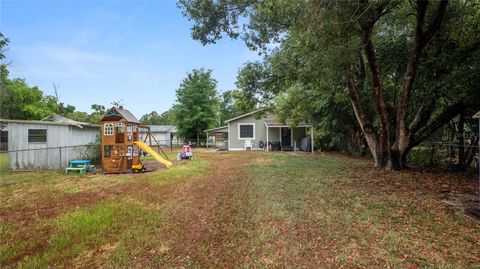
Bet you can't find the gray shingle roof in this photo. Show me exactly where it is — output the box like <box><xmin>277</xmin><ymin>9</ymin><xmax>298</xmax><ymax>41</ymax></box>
<box><xmin>42</xmin><ymin>114</ymin><xmax>99</xmax><ymax>128</ymax></box>
<box><xmin>116</xmin><ymin>107</ymin><xmax>140</xmax><ymax>123</ymax></box>
<box><xmin>100</xmin><ymin>106</ymin><xmax>140</xmax><ymax>124</ymax></box>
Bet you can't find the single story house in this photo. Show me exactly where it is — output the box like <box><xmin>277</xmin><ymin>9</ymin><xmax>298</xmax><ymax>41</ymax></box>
<box><xmin>205</xmin><ymin>109</ymin><xmax>314</xmax><ymax>152</ymax></box>
<box><xmin>0</xmin><ymin>114</ymin><xmax>100</xmax><ymax>170</ymax></box>
<box><xmin>138</xmin><ymin>125</ymin><xmax>179</xmax><ymax>146</ymax></box>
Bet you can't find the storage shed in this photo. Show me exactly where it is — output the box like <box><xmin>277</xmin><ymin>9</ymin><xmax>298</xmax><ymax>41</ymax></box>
<box><xmin>1</xmin><ymin>115</ymin><xmax>99</xmax><ymax>170</ymax></box>
<box><xmin>138</xmin><ymin>125</ymin><xmax>178</xmax><ymax>146</ymax></box>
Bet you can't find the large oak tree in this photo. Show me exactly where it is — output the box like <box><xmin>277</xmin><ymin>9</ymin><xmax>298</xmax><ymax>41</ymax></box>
<box><xmin>179</xmin><ymin>0</ymin><xmax>480</xmax><ymax>169</ymax></box>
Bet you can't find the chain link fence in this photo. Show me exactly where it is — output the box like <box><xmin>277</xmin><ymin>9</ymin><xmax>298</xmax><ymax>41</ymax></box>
<box><xmin>0</xmin><ymin>139</ymin><xmax>222</xmax><ymax>172</ymax></box>
<box><xmin>1</xmin><ymin>144</ymin><xmax>101</xmax><ymax>171</ymax></box>
<box><xmin>408</xmin><ymin>141</ymin><xmax>479</xmax><ymax>169</ymax></box>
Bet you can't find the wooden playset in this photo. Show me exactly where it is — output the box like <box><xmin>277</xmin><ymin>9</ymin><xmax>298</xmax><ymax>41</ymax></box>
<box><xmin>99</xmin><ymin>106</ymin><xmax>172</xmax><ymax>173</ymax></box>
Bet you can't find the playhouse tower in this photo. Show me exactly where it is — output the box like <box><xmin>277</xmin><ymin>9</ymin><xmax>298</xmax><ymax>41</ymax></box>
<box><xmin>100</xmin><ymin>106</ymin><xmax>141</xmax><ymax>172</ymax></box>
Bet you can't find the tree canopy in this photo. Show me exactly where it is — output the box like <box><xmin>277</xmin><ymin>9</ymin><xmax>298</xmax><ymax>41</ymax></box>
<box><xmin>173</xmin><ymin>68</ymin><xmax>219</xmax><ymax>139</ymax></box>
<box><xmin>140</xmin><ymin>109</ymin><xmax>175</xmax><ymax>125</ymax></box>
<box><xmin>180</xmin><ymin>0</ymin><xmax>480</xmax><ymax>169</ymax></box>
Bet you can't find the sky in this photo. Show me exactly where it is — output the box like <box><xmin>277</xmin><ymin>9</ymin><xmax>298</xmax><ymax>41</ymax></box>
<box><xmin>0</xmin><ymin>0</ymin><xmax>260</xmax><ymax>117</ymax></box>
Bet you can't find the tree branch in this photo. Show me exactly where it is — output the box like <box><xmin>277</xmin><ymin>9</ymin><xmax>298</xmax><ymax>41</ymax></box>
<box><xmin>395</xmin><ymin>0</ymin><xmax>448</xmax><ymax>152</ymax></box>
<box><xmin>410</xmin><ymin>101</ymin><xmax>465</xmax><ymax>148</ymax></box>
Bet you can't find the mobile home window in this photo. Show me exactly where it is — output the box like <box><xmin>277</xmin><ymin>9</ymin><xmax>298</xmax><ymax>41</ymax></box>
<box><xmin>28</xmin><ymin>129</ymin><xmax>47</xmax><ymax>143</ymax></box>
<box><xmin>104</xmin><ymin>123</ymin><xmax>114</xmax><ymax>135</ymax></box>
<box><xmin>238</xmin><ymin>124</ymin><xmax>254</xmax><ymax>139</ymax></box>
<box><xmin>0</xmin><ymin>131</ymin><xmax>7</xmax><ymax>142</ymax></box>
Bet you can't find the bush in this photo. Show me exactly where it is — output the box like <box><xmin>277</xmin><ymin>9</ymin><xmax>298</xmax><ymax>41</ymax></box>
<box><xmin>407</xmin><ymin>146</ymin><xmax>445</xmax><ymax>166</ymax></box>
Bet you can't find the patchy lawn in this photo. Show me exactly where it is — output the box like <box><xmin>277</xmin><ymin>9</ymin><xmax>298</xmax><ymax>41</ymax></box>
<box><xmin>0</xmin><ymin>151</ymin><xmax>479</xmax><ymax>268</ymax></box>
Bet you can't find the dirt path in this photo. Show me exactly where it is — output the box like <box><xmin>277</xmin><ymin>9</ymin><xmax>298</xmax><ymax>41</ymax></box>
<box><xmin>153</xmin><ymin>151</ymin><xmax>252</xmax><ymax>267</ymax></box>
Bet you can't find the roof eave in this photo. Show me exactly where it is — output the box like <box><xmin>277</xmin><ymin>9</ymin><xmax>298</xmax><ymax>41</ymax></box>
<box><xmin>204</xmin><ymin>126</ymin><xmax>228</xmax><ymax>132</ymax></box>
<box><xmin>224</xmin><ymin>108</ymin><xmax>266</xmax><ymax>123</ymax></box>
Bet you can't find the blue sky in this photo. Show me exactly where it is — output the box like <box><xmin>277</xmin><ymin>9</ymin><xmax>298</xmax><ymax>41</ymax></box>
<box><xmin>1</xmin><ymin>0</ymin><xmax>260</xmax><ymax>117</ymax></box>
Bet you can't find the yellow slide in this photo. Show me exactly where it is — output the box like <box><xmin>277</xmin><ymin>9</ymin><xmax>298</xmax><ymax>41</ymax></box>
<box><xmin>134</xmin><ymin>141</ymin><xmax>173</xmax><ymax>169</ymax></box>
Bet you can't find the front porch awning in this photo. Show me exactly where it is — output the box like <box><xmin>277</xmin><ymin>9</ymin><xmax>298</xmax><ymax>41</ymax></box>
<box><xmin>204</xmin><ymin>126</ymin><xmax>228</xmax><ymax>133</ymax></box>
<box><xmin>264</xmin><ymin>119</ymin><xmax>312</xmax><ymax>128</ymax></box>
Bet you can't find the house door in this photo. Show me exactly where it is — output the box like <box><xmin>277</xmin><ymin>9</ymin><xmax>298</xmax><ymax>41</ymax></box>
<box><xmin>281</xmin><ymin>127</ymin><xmax>291</xmax><ymax>147</ymax></box>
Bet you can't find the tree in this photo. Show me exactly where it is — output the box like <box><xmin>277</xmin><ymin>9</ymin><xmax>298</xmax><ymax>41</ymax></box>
<box><xmin>180</xmin><ymin>0</ymin><xmax>480</xmax><ymax>169</ymax></box>
<box><xmin>140</xmin><ymin>109</ymin><xmax>175</xmax><ymax>125</ymax></box>
<box><xmin>0</xmin><ymin>33</ymin><xmax>9</xmax><ymax>62</ymax></box>
<box><xmin>218</xmin><ymin>90</ymin><xmax>236</xmax><ymax>125</ymax></box>
<box><xmin>173</xmin><ymin>68</ymin><xmax>219</xmax><ymax>140</ymax></box>
<box><xmin>0</xmin><ymin>66</ymin><xmax>58</xmax><ymax>120</ymax></box>
<box><xmin>89</xmin><ymin>104</ymin><xmax>106</xmax><ymax>123</ymax></box>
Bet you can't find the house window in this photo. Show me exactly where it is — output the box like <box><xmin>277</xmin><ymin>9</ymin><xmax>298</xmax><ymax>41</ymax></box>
<box><xmin>115</xmin><ymin>123</ymin><xmax>125</xmax><ymax>133</ymax></box>
<box><xmin>28</xmin><ymin>129</ymin><xmax>47</xmax><ymax>143</ymax></box>
<box><xmin>115</xmin><ymin>123</ymin><xmax>125</xmax><ymax>143</ymax></box>
<box><xmin>127</xmin><ymin>124</ymin><xmax>133</xmax><ymax>141</ymax></box>
<box><xmin>104</xmin><ymin>123</ymin><xmax>114</xmax><ymax>135</ymax></box>
<box><xmin>238</xmin><ymin>124</ymin><xmax>255</xmax><ymax>139</ymax></box>
<box><xmin>127</xmin><ymin>146</ymin><xmax>133</xmax><ymax>160</ymax></box>
<box><xmin>0</xmin><ymin>131</ymin><xmax>7</xmax><ymax>142</ymax></box>
<box><xmin>104</xmin><ymin>145</ymin><xmax>113</xmax><ymax>158</ymax></box>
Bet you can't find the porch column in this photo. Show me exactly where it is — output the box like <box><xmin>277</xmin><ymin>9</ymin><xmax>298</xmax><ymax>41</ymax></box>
<box><xmin>266</xmin><ymin>126</ymin><xmax>269</xmax><ymax>152</ymax></box>
<box><xmin>206</xmin><ymin>132</ymin><xmax>209</xmax><ymax>148</ymax></box>
<box><xmin>291</xmin><ymin>127</ymin><xmax>294</xmax><ymax>151</ymax></box>
<box><xmin>311</xmin><ymin>126</ymin><xmax>314</xmax><ymax>153</ymax></box>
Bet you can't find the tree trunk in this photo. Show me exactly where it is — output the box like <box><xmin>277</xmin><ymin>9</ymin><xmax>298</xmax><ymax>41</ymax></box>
<box><xmin>389</xmin><ymin>0</ymin><xmax>448</xmax><ymax>170</ymax></box>
<box><xmin>457</xmin><ymin>112</ymin><xmax>466</xmax><ymax>169</ymax></box>
<box><xmin>363</xmin><ymin>33</ymin><xmax>390</xmax><ymax>167</ymax></box>
<box><xmin>346</xmin><ymin>73</ymin><xmax>384</xmax><ymax>168</ymax></box>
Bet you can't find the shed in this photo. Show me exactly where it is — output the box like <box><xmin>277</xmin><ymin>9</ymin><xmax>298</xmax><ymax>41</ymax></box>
<box><xmin>138</xmin><ymin>125</ymin><xmax>178</xmax><ymax>146</ymax></box>
<box><xmin>1</xmin><ymin>115</ymin><xmax>100</xmax><ymax>170</ymax></box>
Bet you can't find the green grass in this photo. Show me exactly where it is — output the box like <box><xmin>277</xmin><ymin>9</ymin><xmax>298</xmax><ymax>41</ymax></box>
<box><xmin>1</xmin><ymin>151</ymin><xmax>479</xmax><ymax>268</ymax></box>
<box><xmin>0</xmin><ymin>152</ymin><xmax>8</xmax><ymax>175</ymax></box>
<box><xmin>15</xmin><ymin>198</ymin><xmax>168</xmax><ymax>268</ymax></box>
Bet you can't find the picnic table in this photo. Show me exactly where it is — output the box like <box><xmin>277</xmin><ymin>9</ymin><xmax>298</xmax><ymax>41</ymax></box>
<box><xmin>65</xmin><ymin>160</ymin><xmax>94</xmax><ymax>174</ymax></box>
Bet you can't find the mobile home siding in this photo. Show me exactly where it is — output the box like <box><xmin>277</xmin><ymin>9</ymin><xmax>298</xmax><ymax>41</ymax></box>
<box><xmin>7</xmin><ymin>122</ymin><xmax>99</xmax><ymax>170</ymax></box>
<box><xmin>228</xmin><ymin>113</ymin><xmax>278</xmax><ymax>149</ymax></box>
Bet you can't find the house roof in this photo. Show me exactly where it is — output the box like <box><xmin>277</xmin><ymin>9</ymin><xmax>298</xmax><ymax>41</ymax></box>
<box><xmin>42</xmin><ymin>114</ymin><xmax>96</xmax><ymax>128</ymax></box>
<box><xmin>473</xmin><ymin>111</ymin><xmax>480</xmax><ymax>119</ymax></box>
<box><xmin>139</xmin><ymin>125</ymin><xmax>176</xmax><ymax>133</ymax></box>
<box><xmin>100</xmin><ymin>106</ymin><xmax>140</xmax><ymax>124</ymax></box>
<box><xmin>204</xmin><ymin>126</ymin><xmax>228</xmax><ymax>133</ymax></box>
<box><xmin>224</xmin><ymin>108</ymin><xmax>266</xmax><ymax>123</ymax></box>
<box><xmin>0</xmin><ymin>118</ymin><xmax>99</xmax><ymax>128</ymax></box>
<box><xmin>264</xmin><ymin>119</ymin><xmax>312</xmax><ymax>127</ymax></box>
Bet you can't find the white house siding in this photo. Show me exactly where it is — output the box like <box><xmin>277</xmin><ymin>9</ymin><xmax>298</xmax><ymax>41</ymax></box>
<box><xmin>7</xmin><ymin>122</ymin><xmax>99</xmax><ymax>170</ymax></box>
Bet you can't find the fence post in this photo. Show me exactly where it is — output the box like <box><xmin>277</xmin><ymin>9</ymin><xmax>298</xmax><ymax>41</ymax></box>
<box><xmin>59</xmin><ymin>147</ymin><xmax>62</xmax><ymax>169</ymax></box>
